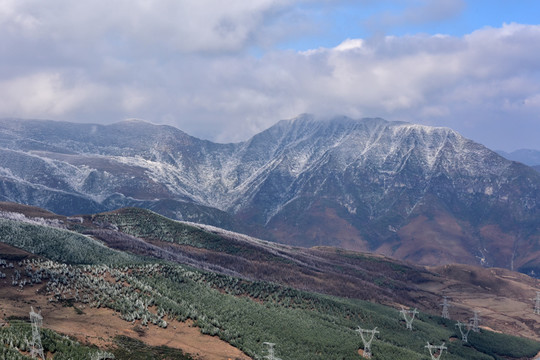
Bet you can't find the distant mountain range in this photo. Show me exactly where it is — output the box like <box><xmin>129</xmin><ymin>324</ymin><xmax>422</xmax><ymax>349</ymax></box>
<box><xmin>0</xmin><ymin>116</ymin><xmax>539</xmax><ymax>275</ymax></box>
<box><xmin>497</xmin><ymin>149</ymin><xmax>540</xmax><ymax>167</ymax></box>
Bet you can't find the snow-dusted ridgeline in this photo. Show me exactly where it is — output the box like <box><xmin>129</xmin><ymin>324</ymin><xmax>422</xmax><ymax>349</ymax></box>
<box><xmin>0</xmin><ymin>115</ymin><xmax>539</xmax><ymax>273</ymax></box>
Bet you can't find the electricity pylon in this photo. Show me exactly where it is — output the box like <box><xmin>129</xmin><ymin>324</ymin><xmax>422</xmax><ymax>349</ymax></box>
<box><xmin>356</xmin><ymin>326</ymin><xmax>379</xmax><ymax>359</ymax></box>
<box><xmin>400</xmin><ymin>307</ymin><xmax>418</xmax><ymax>330</ymax></box>
<box><xmin>263</xmin><ymin>342</ymin><xmax>282</xmax><ymax>360</ymax></box>
<box><xmin>425</xmin><ymin>342</ymin><xmax>447</xmax><ymax>360</ymax></box>
<box><xmin>456</xmin><ymin>321</ymin><xmax>472</xmax><ymax>342</ymax></box>
<box><xmin>29</xmin><ymin>307</ymin><xmax>45</xmax><ymax>360</ymax></box>
<box><xmin>440</xmin><ymin>296</ymin><xmax>451</xmax><ymax>319</ymax></box>
<box><xmin>91</xmin><ymin>350</ymin><xmax>115</xmax><ymax>360</ymax></box>
<box><xmin>470</xmin><ymin>310</ymin><xmax>480</xmax><ymax>332</ymax></box>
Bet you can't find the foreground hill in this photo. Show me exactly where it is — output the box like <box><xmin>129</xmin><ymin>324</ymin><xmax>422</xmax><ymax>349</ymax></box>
<box><xmin>0</xmin><ymin>202</ymin><xmax>538</xmax><ymax>360</ymax></box>
<box><xmin>0</xmin><ymin>116</ymin><xmax>539</xmax><ymax>275</ymax></box>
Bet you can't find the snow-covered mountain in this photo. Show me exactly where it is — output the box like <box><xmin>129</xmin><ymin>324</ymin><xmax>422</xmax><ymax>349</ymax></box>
<box><xmin>1</xmin><ymin>115</ymin><xmax>539</xmax><ymax>274</ymax></box>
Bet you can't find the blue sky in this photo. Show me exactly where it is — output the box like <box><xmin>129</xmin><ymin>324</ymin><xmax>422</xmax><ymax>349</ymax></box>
<box><xmin>278</xmin><ymin>0</ymin><xmax>540</xmax><ymax>50</ymax></box>
<box><xmin>0</xmin><ymin>0</ymin><xmax>539</xmax><ymax>151</ymax></box>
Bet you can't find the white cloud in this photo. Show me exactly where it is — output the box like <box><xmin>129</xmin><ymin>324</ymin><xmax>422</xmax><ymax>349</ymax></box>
<box><xmin>199</xmin><ymin>23</ymin><xmax>540</xmax><ymax>147</ymax></box>
<box><xmin>333</xmin><ymin>39</ymin><xmax>365</xmax><ymax>52</ymax></box>
<box><xmin>0</xmin><ymin>73</ymin><xmax>109</xmax><ymax>117</ymax></box>
<box><xmin>0</xmin><ymin>0</ymin><xmax>304</xmax><ymax>55</ymax></box>
<box><xmin>523</xmin><ymin>94</ymin><xmax>540</xmax><ymax>108</ymax></box>
<box><xmin>0</xmin><ymin>1</ymin><xmax>539</xmax><ymax>150</ymax></box>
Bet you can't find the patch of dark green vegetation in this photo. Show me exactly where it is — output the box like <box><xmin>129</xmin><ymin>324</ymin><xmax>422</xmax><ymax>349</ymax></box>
<box><xmin>332</xmin><ymin>248</ymin><xmax>419</xmax><ymax>274</ymax></box>
<box><xmin>112</xmin><ymin>335</ymin><xmax>195</xmax><ymax>360</ymax></box>
<box><xmin>0</xmin><ymin>320</ymin><xmax>109</xmax><ymax>359</ymax></box>
<box><xmin>121</xmin><ymin>264</ymin><xmax>540</xmax><ymax>360</ymax></box>
<box><xmin>467</xmin><ymin>330</ymin><xmax>540</xmax><ymax>359</ymax></box>
<box><xmin>92</xmin><ymin>208</ymin><xmax>281</xmax><ymax>260</ymax></box>
<box><xmin>0</xmin><ymin>218</ymin><xmax>138</xmax><ymax>265</ymax></box>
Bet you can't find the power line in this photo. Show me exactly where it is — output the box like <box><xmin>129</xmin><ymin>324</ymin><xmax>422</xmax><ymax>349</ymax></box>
<box><xmin>356</xmin><ymin>326</ymin><xmax>379</xmax><ymax>359</ymax></box>
<box><xmin>456</xmin><ymin>321</ymin><xmax>472</xmax><ymax>343</ymax></box>
<box><xmin>440</xmin><ymin>296</ymin><xmax>451</xmax><ymax>320</ymax></box>
<box><xmin>29</xmin><ymin>307</ymin><xmax>45</xmax><ymax>360</ymax></box>
<box><xmin>425</xmin><ymin>342</ymin><xmax>447</xmax><ymax>360</ymax></box>
<box><xmin>262</xmin><ymin>342</ymin><xmax>282</xmax><ymax>360</ymax></box>
<box><xmin>400</xmin><ymin>307</ymin><xmax>418</xmax><ymax>330</ymax></box>
<box><xmin>470</xmin><ymin>310</ymin><xmax>480</xmax><ymax>333</ymax></box>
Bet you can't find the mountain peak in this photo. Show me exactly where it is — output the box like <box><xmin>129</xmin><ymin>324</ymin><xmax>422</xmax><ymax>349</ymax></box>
<box><xmin>270</xmin><ymin>115</ymin><xmax>459</xmax><ymax>142</ymax></box>
<box><xmin>0</xmin><ymin>116</ymin><xmax>538</xmax><ymax>275</ymax></box>
<box><xmin>118</xmin><ymin>118</ymin><xmax>150</xmax><ymax>124</ymax></box>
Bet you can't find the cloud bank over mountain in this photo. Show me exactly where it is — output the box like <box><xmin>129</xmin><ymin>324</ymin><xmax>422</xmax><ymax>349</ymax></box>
<box><xmin>1</xmin><ymin>1</ymin><xmax>539</xmax><ymax>150</ymax></box>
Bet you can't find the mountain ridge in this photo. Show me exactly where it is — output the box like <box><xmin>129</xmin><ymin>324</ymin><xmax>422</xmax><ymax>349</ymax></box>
<box><xmin>0</xmin><ymin>116</ymin><xmax>539</xmax><ymax>274</ymax></box>
<box><xmin>497</xmin><ymin>148</ymin><xmax>540</xmax><ymax>166</ymax></box>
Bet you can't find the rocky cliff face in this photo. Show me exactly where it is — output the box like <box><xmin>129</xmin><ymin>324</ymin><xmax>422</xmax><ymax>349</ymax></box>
<box><xmin>1</xmin><ymin>116</ymin><xmax>539</xmax><ymax>274</ymax></box>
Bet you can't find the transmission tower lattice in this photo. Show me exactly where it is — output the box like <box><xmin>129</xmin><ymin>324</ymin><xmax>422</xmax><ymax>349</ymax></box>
<box><xmin>400</xmin><ymin>307</ymin><xmax>418</xmax><ymax>330</ymax></box>
<box><xmin>263</xmin><ymin>342</ymin><xmax>282</xmax><ymax>360</ymax></box>
<box><xmin>470</xmin><ymin>311</ymin><xmax>480</xmax><ymax>333</ymax></box>
<box><xmin>425</xmin><ymin>342</ymin><xmax>447</xmax><ymax>360</ymax></box>
<box><xmin>534</xmin><ymin>292</ymin><xmax>540</xmax><ymax>315</ymax></box>
<box><xmin>356</xmin><ymin>326</ymin><xmax>379</xmax><ymax>359</ymax></box>
<box><xmin>440</xmin><ymin>296</ymin><xmax>451</xmax><ymax>319</ymax></box>
<box><xmin>29</xmin><ymin>307</ymin><xmax>45</xmax><ymax>360</ymax></box>
<box><xmin>91</xmin><ymin>350</ymin><xmax>116</xmax><ymax>360</ymax></box>
<box><xmin>456</xmin><ymin>321</ymin><xmax>472</xmax><ymax>342</ymax></box>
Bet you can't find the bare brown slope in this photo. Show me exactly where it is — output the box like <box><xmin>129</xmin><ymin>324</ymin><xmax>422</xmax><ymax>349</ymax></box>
<box><xmin>0</xmin><ymin>201</ymin><xmax>59</xmax><ymax>218</ymax></box>
<box><xmin>421</xmin><ymin>264</ymin><xmax>540</xmax><ymax>340</ymax></box>
<box><xmin>267</xmin><ymin>198</ymin><xmax>540</xmax><ymax>276</ymax></box>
